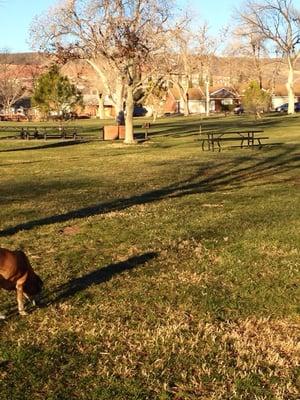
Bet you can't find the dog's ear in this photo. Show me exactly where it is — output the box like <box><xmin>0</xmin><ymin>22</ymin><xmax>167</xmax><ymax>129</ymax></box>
<box><xmin>24</xmin><ymin>273</ymin><xmax>43</xmax><ymax>296</ymax></box>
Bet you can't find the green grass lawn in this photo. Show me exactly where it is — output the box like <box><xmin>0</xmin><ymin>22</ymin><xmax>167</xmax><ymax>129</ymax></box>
<box><xmin>0</xmin><ymin>114</ymin><xmax>299</xmax><ymax>399</ymax></box>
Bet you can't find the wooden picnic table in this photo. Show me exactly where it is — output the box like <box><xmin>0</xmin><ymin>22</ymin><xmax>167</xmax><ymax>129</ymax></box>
<box><xmin>201</xmin><ymin>130</ymin><xmax>269</xmax><ymax>151</ymax></box>
<box><xmin>0</xmin><ymin>125</ymin><xmax>105</xmax><ymax>141</ymax></box>
<box><xmin>21</xmin><ymin>126</ymin><xmax>78</xmax><ymax>140</ymax></box>
<box><xmin>0</xmin><ymin>125</ymin><xmax>78</xmax><ymax>140</ymax></box>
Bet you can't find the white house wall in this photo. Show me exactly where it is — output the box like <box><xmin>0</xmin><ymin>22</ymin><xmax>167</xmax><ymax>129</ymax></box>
<box><xmin>179</xmin><ymin>100</ymin><xmax>215</xmax><ymax>114</ymax></box>
<box><xmin>272</xmin><ymin>96</ymin><xmax>298</xmax><ymax>109</ymax></box>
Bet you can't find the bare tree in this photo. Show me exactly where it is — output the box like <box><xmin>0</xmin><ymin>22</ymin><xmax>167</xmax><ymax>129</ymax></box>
<box><xmin>61</xmin><ymin>61</ymin><xmax>108</xmax><ymax>119</ymax></box>
<box><xmin>165</xmin><ymin>25</ymin><xmax>198</xmax><ymax>116</ymax></box>
<box><xmin>196</xmin><ymin>24</ymin><xmax>219</xmax><ymax>116</ymax></box>
<box><xmin>161</xmin><ymin>23</ymin><xmax>217</xmax><ymax>117</ymax></box>
<box><xmin>85</xmin><ymin>57</ymin><xmax>124</xmax><ymax>119</ymax></box>
<box><xmin>223</xmin><ymin>31</ymin><xmax>283</xmax><ymax>97</ymax></box>
<box><xmin>142</xmin><ymin>77</ymin><xmax>168</xmax><ymax>121</ymax></box>
<box><xmin>30</xmin><ymin>0</ymin><xmax>175</xmax><ymax>143</ymax></box>
<box><xmin>0</xmin><ymin>51</ymin><xmax>28</xmax><ymax>114</ymax></box>
<box><xmin>237</xmin><ymin>0</ymin><xmax>300</xmax><ymax>114</ymax></box>
<box><xmin>230</xmin><ymin>29</ymin><xmax>268</xmax><ymax>88</ymax></box>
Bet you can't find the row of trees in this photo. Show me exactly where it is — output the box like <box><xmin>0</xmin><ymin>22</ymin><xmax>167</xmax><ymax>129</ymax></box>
<box><xmin>0</xmin><ymin>52</ymin><xmax>32</xmax><ymax>114</ymax></box>
<box><xmin>1</xmin><ymin>0</ymin><xmax>297</xmax><ymax>141</ymax></box>
<box><xmin>238</xmin><ymin>0</ymin><xmax>300</xmax><ymax>115</ymax></box>
<box><xmin>30</xmin><ymin>0</ymin><xmax>299</xmax><ymax>142</ymax></box>
<box><xmin>0</xmin><ymin>55</ymin><xmax>82</xmax><ymax>119</ymax></box>
<box><xmin>31</xmin><ymin>0</ymin><xmax>177</xmax><ymax>142</ymax></box>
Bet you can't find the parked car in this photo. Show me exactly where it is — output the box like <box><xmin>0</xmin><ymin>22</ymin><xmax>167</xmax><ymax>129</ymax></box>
<box><xmin>133</xmin><ymin>105</ymin><xmax>147</xmax><ymax>117</ymax></box>
<box><xmin>275</xmin><ymin>102</ymin><xmax>300</xmax><ymax>112</ymax></box>
<box><xmin>233</xmin><ymin>105</ymin><xmax>244</xmax><ymax>115</ymax></box>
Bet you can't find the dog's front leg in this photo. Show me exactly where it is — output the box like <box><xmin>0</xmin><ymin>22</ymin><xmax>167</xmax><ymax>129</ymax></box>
<box><xmin>16</xmin><ymin>284</ymin><xmax>27</xmax><ymax>316</ymax></box>
<box><xmin>24</xmin><ymin>293</ymin><xmax>36</xmax><ymax>306</ymax></box>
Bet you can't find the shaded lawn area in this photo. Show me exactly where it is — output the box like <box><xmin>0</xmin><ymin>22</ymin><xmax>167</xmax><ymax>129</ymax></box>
<box><xmin>0</xmin><ymin>115</ymin><xmax>299</xmax><ymax>399</ymax></box>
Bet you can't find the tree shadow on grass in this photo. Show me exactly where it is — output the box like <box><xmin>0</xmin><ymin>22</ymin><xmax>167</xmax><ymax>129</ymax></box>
<box><xmin>0</xmin><ymin>140</ymin><xmax>88</xmax><ymax>153</ymax></box>
<box><xmin>0</xmin><ymin>160</ymin><xmax>45</xmax><ymax>167</ymax></box>
<box><xmin>0</xmin><ymin>144</ymin><xmax>299</xmax><ymax>238</ymax></box>
<box><xmin>147</xmin><ymin>115</ymin><xmax>287</xmax><ymax>137</ymax></box>
<box><xmin>44</xmin><ymin>251</ymin><xmax>158</xmax><ymax>306</ymax></box>
<box><xmin>0</xmin><ymin>252</ymin><xmax>158</xmax><ymax>322</ymax></box>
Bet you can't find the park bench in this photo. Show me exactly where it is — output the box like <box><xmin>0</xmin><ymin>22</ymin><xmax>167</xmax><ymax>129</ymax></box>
<box><xmin>43</xmin><ymin>128</ymin><xmax>78</xmax><ymax>140</ymax></box>
<box><xmin>141</xmin><ymin>122</ymin><xmax>150</xmax><ymax>140</ymax></box>
<box><xmin>0</xmin><ymin>126</ymin><xmax>79</xmax><ymax>140</ymax></box>
<box><xmin>133</xmin><ymin>122</ymin><xmax>151</xmax><ymax>141</ymax></box>
<box><xmin>20</xmin><ymin>127</ymin><xmax>78</xmax><ymax>140</ymax></box>
<box><xmin>0</xmin><ymin>125</ymin><xmax>105</xmax><ymax>141</ymax></box>
<box><xmin>200</xmin><ymin>129</ymin><xmax>269</xmax><ymax>151</ymax></box>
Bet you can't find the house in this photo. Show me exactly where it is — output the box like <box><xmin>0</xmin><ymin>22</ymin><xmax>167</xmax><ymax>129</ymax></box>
<box><xmin>61</xmin><ymin>62</ymin><xmax>117</xmax><ymax>118</ymax></box>
<box><xmin>77</xmin><ymin>91</ymin><xmax>116</xmax><ymax>118</ymax></box>
<box><xmin>209</xmin><ymin>87</ymin><xmax>240</xmax><ymax>112</ymax></box>
<box><xmin>271</xmin><ymin>82</ymin><xmax>300</xmax><ymax>109</ymax></box>
<box><xmin>0</xmin><ymin>63</ymin><xmax>43</xmax><ymax>116</ymax></box>
<box><xmin>185</xmin><ymin>88</ymin><xmax>206</xmax><ymax>114</ymax></box>
<box><xmin>164</xmin><ymin>86</ymin><xmax>240</xmax><ymax>114</ymax></box>
<box><xmin>164</xmin><ymin>87</ymin><xmax>205</xmax><ymax>114</ymax></box>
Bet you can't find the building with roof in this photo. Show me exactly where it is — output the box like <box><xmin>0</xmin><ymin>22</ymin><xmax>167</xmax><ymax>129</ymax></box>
<box><xmin>164</xmin><ymin>86</ymin><xmax>240</xmax><ymax>114</ymax></box>
<box><xmin>271</xmin><ymin>82</ymin><xmax>300</xmax><ymax>109</ymax></box>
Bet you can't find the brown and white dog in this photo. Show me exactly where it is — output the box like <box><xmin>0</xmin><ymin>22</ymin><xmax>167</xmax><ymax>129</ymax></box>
<box><xmin>0</xmin><ymin>248</ymin><xmax>43</xmax><ymax>317</ymax></box>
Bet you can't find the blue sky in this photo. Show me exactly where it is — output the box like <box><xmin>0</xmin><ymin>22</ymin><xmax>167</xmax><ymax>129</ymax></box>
<box><xmin>0</xmin><ymin>0</ymin><xmax>237</xmax><ymax>53</ymax></box>
<box><xmin>0</xmin><ymin>0</ymin><xmax>54</xmax><ymax>52</ymax></box>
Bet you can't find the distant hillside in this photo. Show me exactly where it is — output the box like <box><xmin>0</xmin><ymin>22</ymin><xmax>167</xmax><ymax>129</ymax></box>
<box><xmin>0</xmin><ymin>52</ymin><xmax>45</xmax><ymax>65</ymax></box>
<box><xmin>1</xmin><ymin>52</ymin><xmax>299</xmax><ymax>92</ymax></box>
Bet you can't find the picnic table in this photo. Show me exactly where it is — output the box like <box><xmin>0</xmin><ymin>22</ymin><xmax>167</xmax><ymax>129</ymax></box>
<box><xmin>20</xmin><ymin>126</ymin><xmax>78</xmax><ymax>140</ymax></box>
<box><xmin>0</xmin><ymin>126</ymin><xmax>105</xmax><ymax>141</ymax></box>
<box><xmin>201</xmin><ymin>129</ymin><xmax>269</xmax><ymax>151</ymax></box>
<box><xmin>0</xmin><ymin>125</ymin><xmax>79</xmax><ymax>140</ymax></box>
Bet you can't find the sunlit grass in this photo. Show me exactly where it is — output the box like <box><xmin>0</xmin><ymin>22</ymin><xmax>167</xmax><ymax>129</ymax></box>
<box><xmin>0</xmin><ymin>114</ymin><xmax>299</xmax><ymax>399</ymax></box>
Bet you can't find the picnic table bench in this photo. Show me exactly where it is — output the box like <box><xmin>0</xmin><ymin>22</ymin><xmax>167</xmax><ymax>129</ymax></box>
<box><xmin>134</xmin><ymin>122</ymin><xmax>150</xmax><ymax>141</ymax></box>
<box><xmin>201</xmin><ymin>129</ymin><xmax>269</xmax><ymax>151</ymax></box>
<box><xmin>20</xmin><ymin>127</ymin><xmax>79</xmax><ymax>140</ymax></box>
<box><xmin>0</xmin><ymin>126</ymin><xmax>80</xmax><ymax>140</ymax></box>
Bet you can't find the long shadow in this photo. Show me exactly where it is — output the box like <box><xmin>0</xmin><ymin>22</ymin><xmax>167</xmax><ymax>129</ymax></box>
<box><xmin>0</xmin><ymin>252</ymin><xmax>157</xmax><ymax>321</ymax></box>
<box><xmin>0</xmin><ymin>140</ymin><xmax>88</xmax><ymax>153</ymax></box>
<box><xmin>0</xmin><ymin>144</ymin><xmax>299</xmax><ymax>237</ymax></box>
<box><xmin>147</xmin><ymin>115</ymin><xmax>288</xmax><ymax>137</ymax></box>
<box><xmin>44</xmin><ymin>251</ymin><xmax>158</xmax><ymax>305</ymax></box>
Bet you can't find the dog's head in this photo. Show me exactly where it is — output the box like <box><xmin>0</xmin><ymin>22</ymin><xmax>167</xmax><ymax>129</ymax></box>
<box><xmin>24</xmin><ymin>273</ymin><xmax>43</xmax><ymax>297</ymax></box>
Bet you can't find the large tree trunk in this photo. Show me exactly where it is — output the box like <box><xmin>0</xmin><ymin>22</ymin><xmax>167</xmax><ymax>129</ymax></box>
<box><xmin>182</xmin><ymin>94</ymin><xmax>189</xmax><ymax>116</ymax></box>
<box><xmin>124</xmin><ymin>84</ymin><xmax>135</xmax><ymax>144</ymax></box>
<box><xmin>3</xmin><ymin>102</ymin><xmax>9</xmax><ymax>114</ymax></box>
<box><xmin>115</xmin><ymin>78</ymin><xmax>124</xmax><ymax>116</ymax></box>
<box><xmin>286</xmin><ymin>57</ymin><xmax>295</xmax><ymax>115</ymax></box>
<box><xmin>205</xmin><ymin>78</ymin><xmax>210</xmax><ymax>117</ymax></box>
<box><xmin>97</xmin><ymin>91</ymin><xmax>105</xmax><ymax>119</ymax></box>
<box><xmin>152</xmin><ymin>110</ymin><xmax>158</xmax><ymax>122</ymax></box>
<box><xmin>181</xmin><ymin>87</ymin><xmax>190</xmax><ymax>116</ymax></box>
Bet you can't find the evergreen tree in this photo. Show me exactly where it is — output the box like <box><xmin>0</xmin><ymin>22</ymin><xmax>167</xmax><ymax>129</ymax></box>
<box><xmin>32</xmin><ymin>65</ymin><xmax>82</xmax><ymax>119</ymax></box>
<box><xmin>243</xmin><ymin>81</ymin><xmax>271</xmax><ymax>118</ymax></box>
